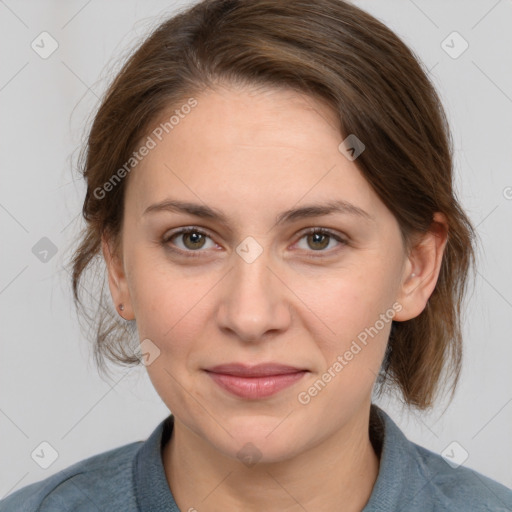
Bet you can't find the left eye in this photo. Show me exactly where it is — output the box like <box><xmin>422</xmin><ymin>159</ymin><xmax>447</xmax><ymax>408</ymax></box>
<box><xmin>294</xmin><ymin>228</ymin><xmax>346</xmax><ymax>253</ymax></box>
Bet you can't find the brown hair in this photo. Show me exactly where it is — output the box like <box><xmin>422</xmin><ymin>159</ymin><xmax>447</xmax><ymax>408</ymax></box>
<box><xmin>69</xmin><ymin>0</ymin><xmax>477</xmax><ymax>409</ymax></box>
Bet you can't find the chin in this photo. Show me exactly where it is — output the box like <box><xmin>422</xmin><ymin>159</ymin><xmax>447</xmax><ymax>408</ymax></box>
<box><xmin>206</xmin><ymin>413</ymin><xmax>309</xmax><ymax>465</ymax></box>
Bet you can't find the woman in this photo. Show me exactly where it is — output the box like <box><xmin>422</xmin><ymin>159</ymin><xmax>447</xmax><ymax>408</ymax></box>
<box><xmin>2</xmin><ymin>0</ymin><xmax>511</xmax><ymax>510</ymax></box>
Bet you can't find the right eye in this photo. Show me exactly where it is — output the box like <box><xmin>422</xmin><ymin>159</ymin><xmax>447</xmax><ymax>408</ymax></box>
<box><xmin>162</xmin><ymin>227</ymin><xmax>218</xmax><ymax>257</ymax></box>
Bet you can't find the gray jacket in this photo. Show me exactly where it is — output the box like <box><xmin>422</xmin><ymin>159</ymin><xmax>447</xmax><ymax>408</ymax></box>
<box><xmin>1</xmin><ymin>404</ymin><xmax>511</xmax><ymax>511</ymax></box>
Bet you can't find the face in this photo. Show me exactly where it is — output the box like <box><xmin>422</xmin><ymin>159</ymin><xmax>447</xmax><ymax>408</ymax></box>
<box><xmin>103</xmin><ymin>83</ymin><xmax>443</xmax><ymax>463</ymax></box>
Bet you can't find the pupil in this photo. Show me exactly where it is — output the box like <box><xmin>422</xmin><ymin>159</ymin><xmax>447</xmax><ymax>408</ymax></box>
<box><xmin>309</xmin><ymin>233</ymin><xmax>328</xmax><ymax>250</ymax></box>
<box><xmin>186</xmin><ymin>231</ymin><xmax>204</xmax><ymax>249</ymax></box>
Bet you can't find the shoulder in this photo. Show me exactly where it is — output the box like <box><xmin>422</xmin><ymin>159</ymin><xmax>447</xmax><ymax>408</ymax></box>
<box><xmin>0</xmin><ymin>441</ymin><xmax>143</xmax><ymax>512</ymax></box>
<box><xmin>411</xmin><ymin>441</ymin><xmax>512</xmax><ymax>511</ymax></box>
<box><xmin>369</xmin><ymin>405</ymin><xmax>512</xmax><ymax>511</ymax></box>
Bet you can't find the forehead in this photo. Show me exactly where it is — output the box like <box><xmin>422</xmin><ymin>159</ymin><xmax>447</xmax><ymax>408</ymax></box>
<box><xmin>126</xmin><ymin>84</ymin><xmax>388</xmax><ymax>225</ymax></box>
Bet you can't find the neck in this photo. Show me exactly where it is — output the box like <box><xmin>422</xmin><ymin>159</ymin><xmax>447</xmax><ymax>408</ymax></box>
<box><xmin>162</xmin><ymin>406</ymin><xmax>380</xmax><ymax>512</ymax></box>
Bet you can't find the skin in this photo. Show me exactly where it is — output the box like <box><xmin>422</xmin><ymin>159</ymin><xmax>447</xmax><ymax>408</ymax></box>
<box><xmin>102</xmin><ymin>83</ymin><xmax>448</xmax><ymax>511</ymax></box>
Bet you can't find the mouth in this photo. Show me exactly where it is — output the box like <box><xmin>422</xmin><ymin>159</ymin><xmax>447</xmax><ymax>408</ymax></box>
<box><xmin>204</xmin><ymin>363</ymin><xmax>308</xmax><ymax>399</ymax></box>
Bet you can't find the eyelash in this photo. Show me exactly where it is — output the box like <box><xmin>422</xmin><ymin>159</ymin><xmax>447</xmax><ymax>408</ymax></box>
<box><xmin>161</xmin><ymin>226</ymin><xmax>347</xmax><ymax>259</ymax></box>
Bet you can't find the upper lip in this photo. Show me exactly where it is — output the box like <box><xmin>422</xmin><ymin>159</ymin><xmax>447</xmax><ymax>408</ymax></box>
<box><xmin>205</xmin><ymin>363</ymin><xmax>307</xmax><ymax>377</ymax></box>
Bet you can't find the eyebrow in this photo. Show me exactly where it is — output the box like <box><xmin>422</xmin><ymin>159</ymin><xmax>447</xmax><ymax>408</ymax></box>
<box><xmin>143</xmin><ymin>198</ymin><xmax>375</xmax><ymax>225</ymax></box>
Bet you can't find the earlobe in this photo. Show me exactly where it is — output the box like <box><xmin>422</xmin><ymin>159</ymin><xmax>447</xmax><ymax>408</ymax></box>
<box><xmin>101</xmin><ymin>233</ymin><xmax>134</xmax><ymax>320</ymax></box>
<box><xmin>393</xmin><ymin>213</ymin><xmax>449</xmax><ymax>322</ymax></box>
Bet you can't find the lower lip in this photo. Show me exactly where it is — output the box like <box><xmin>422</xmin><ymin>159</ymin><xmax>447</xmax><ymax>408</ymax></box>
<box><xmin>206</xmin><ymin>371</ymin><xmax>307</xmax><ymax>399</ymax></box>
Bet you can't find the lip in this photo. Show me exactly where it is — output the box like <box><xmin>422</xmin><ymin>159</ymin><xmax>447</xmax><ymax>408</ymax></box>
<box><xmin>204</xmin><ymin>363</ymin><xmax>308</xmax><ymax>399</ymax></box>
<box><xmin>206</xmin><ymin>363</ymin><xmax>305</xmax><ymax>377</ymax></box>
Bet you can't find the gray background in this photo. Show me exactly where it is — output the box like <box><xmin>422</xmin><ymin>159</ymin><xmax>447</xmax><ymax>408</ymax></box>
<box><xmin>1</xmin><ymin>0</ymin><xmax>511</xmax><ymax>497</ymax></box>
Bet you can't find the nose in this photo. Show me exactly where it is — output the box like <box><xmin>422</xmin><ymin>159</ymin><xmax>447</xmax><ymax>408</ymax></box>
<box><xmin>216</xmin><ymin>246</ymin><xmax>292</xmax><ymax>343</ymax></box>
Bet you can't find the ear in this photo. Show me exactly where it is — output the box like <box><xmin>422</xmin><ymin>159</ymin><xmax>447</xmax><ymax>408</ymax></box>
<box><xmin>393</xmin><ymin>212</ymin><xmax>449</xmax><ymax>321</ymax></box>
<box><xmin>101</xmin><ymin>232</ymin><xmax>135</xmax><ymax>320</ymax></box>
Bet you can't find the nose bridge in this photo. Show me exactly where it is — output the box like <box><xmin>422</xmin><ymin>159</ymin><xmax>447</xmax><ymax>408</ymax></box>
<box><xmin>217</xmin><ymin>238</ymin><xmax>290</xmax><ymax>341</ymax></box>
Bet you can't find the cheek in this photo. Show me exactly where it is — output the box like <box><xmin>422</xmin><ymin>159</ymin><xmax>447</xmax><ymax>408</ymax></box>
<box><xmin>126</xmin><ymin>249</ymin><xmax>208</xmax><ymax>356</ymax></box>
<box><xmin>300</xmin><ymin>264</ymin><xmax>396</xmax><ymax>342</ymax></box>
<box><xmin>131</xmin><ymin>261</ymin><xmax>213</xmax><ymax>414</ymax></box>
<box><xmin>294</xmin><ymin>264</ymin><xmax>397</xmax><ymax>405</ymax></box>
<box><xmin>295</xmin><ymin>272</ymin><xmax>394</xmax><ymax>414</ymax></box>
